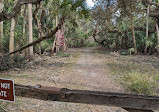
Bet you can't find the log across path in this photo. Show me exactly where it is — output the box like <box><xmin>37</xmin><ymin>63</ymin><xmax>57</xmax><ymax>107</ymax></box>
<box><xmin>15</xmin><ymin>84</ymin><xmax>159</xmax><ymax>112</ymax></box>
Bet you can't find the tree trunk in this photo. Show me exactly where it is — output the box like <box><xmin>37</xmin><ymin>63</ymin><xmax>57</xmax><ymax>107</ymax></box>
<box><xmin>22</xmin><ymin>5</ymin><xmax>27</xmax><ymax>56</ymax></box>
<box><xmin>23</xmin><ymin>5</ymin><xmax>27</xmax><ymax>38</ymax></box>
<box><xmin>28</xmin><ymin>4</ymin><xmax>33</xmax><ymax>61</ymax></box>
<box><xmin>130</xmin><ymin>14</ymin><xmax>137</xmax><ymax>54</ymax></box>
<box><xmin>0</xmin><ymin>1</ymin><xmax>3</xmax><ymax>53</ymax></box>
<box><xmin>144</xmin><ymin>4</ymin><xmax>150</xmax><ymax>54</ymax></box>
<box><xmin>9</xmin><ymin>0</ymin><xmax>18</xmax><ymax>54</ymax></box>
<box><xmin>115</xmin><ymin>34</ymin><xmax>119</xmax><ymax>51</ymax></box>
<box><xmin>9</xmin><ymin>18</ymin><xmax>16</xmax><ymax>54</ymax></box>
<box><xmin>156</xmin><ymin>23</ymin><xmax>159</xmax><ymax>56</ymax></box>
<box><xmin>52</xmin><ymin>15</ymin><xmax>58</xmax><ymax>53</ymax></box>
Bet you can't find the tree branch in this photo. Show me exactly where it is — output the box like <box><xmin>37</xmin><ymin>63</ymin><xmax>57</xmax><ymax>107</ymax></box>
<box><xmin>0</xmin><ymin>0</ymin><xmax>42</xmax><ymax>22</ymax></box>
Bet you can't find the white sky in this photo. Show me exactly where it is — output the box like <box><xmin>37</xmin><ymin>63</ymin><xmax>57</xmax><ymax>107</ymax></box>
<box><xmin>86</xmin><ymin>0</ymin><xmax>94</xmax><ymax>7</ymax></box>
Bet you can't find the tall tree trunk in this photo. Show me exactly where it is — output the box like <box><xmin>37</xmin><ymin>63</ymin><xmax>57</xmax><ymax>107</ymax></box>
<box><xmin>23</xmin><ymin>5</ymin><xmax>27</xmax><ymax>38</ymax></box>
<box><xmin>23</xmin><ymin>5</ymin><xmax>27</xmax><ymax>56</ymax></box>
<box><xmin>28</xmin><ymin>4</ymin><xmax>33</xmax><ymax>61</ymax></box>
<box><xmin>156</xmin><ymin>0</ymin><xmax>159</xmax><ymax>56</ymax></box>
<box><xmin>130</xmin><ymin>14</ymin><xmax>137</xmax><ymax>54</ymax></box>
<box><xmin>52</xmin><ymin>15</ymin><xmax>58</xmax><ymax>53</ymax></box>
<box><xmin>9</xmin><ymin>18</ymin><xmax>16</xmax><ymax>54</ymax></box>
<box><xmin>9</xmin><ymin>0</ymin><xmax>18</xmax><ymax>54</ymax></box>
<box><xmin>156</xmin><ymin>23</ymin><xmax>159</xmax><ymax>56</ymax></box>
<box><xmin>144</xmin><ymin>4</ymin><xmax>150</xmax><ymax>54</ymax></box>
<box><xmin>0</xmin><ymin>1</ymin><xmax>3</xmax><ymax>53</ymax></box>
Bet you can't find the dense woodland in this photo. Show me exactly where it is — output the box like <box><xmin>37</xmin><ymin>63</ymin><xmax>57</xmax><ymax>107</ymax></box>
<box><xmin>0</xmin><ymin>0</ymin><xmax>158</xmax><ymax>61</ymax></box>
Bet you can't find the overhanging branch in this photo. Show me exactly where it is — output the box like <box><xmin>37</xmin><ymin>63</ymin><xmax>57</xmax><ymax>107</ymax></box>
<box><xmin>0</xmin><ymin>0</ymin><xmax>42</xmax><ymax>22</ymax></box>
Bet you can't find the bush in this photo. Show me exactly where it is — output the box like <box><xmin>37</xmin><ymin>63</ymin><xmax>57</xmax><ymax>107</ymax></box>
<box><xmin>0</xmin><ymin>55</ymin><xmax>27</xmax><ymax>71</ymax></box>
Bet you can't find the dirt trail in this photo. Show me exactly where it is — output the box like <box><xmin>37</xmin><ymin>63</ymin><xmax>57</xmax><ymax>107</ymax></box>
<box><xmin>55</xmin><ymin>48</ymin><xmax>126</xmax><ymax>112</ymax></box>
<box><xmin>0</xmin><ymin>47</ymin><xmax>126</xmax><ymax>112</ymax></box>
<box><xmin>63</xmin><ymin>48</ymin><xmax>124</xmax><ymax>92</ymax></box>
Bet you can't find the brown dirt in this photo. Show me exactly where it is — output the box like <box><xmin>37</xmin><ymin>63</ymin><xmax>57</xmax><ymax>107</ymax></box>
<box><xmin>0</xmin><ymin>47</ymin><xmax>126</xmax><ymax>112</ymax></box>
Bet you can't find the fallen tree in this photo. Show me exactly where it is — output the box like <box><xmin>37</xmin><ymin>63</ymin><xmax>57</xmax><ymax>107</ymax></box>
<box><xmin>4</xmin><ymin>17</ymin><xmax>64</xmax><ymax>56</ymax></box>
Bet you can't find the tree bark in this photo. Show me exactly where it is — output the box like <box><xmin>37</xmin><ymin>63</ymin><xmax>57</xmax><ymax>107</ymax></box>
<box><xmin>0</xmin><ymin>1</ymin><xmax>3</xmax><ymax>53</ymax></box>
<box><xmin>28</xmin><ymin>4</ymin><xmax>33</xmax><ymax>61</ymax></box>
<box><xmin>130</xmin><ymin>14</ymin><xmax>137</xmax><ymax>55</ymax></box>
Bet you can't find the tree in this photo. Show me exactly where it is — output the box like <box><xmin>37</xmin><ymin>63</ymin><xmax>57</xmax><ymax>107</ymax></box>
<box><xmin>0</xmin><ymin>0</ymin><xmax>3</xmax><ymax>53</ymax></box>
<box><xmin>130</xmin><ymin>12</ymin><xmax>137</xmax><ymax>54</ymax></box>
<box><xmin>28</xmin><ymin>4</ymin><xmax>33</xmax><ymax>61</ymax></box>
<box><xmin>156</xmin><ymin>0</ymin><xmax>159</xmax><ymax>55</ymax></box>
<box><xmin>9</xmin><ymin>0</ymin><xmax>17</xmax><ymax>54</ymax></box>
<box><xmin>117</xmin><ymin>0</ymin><xmax>140</xmax><ymax>54</ymax></box>
<box><xmin>144</xmin><ymin>4</ymin><xmax>150</xmax><ymax>54</ymax></box>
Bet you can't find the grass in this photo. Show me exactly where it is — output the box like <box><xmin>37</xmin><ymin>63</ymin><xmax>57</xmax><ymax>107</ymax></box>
<box><xmin>56</xmin><ymin>52</ymin><xmax>71</xmax><ymax>57</ymax></box>
<box><xmin>106</xmin><ymin>54</ymin><xmax>159</xmax><ymax>95</ymax></box>
<box><xmin>121</xmin><ymin>72</ymin><xmax>156</xmax><ymax>95</ymax></box>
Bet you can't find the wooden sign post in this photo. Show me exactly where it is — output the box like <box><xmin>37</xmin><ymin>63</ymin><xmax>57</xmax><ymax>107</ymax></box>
<box><xmin>0</xmin><ymin>78</ymin><xmax>15</xmax><ymax>102</ymax></box>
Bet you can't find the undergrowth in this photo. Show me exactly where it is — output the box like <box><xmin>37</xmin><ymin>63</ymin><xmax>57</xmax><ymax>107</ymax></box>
<box><xmin>121</xmin><ymin>72</ymin><xmax>156</xmax><ymax>94</ymax></box>
<box><xmin>107</xmin><ymin>56</ymin><xmax>159</xmax><ymax>95</ymax></box>
<box><xmin>0</xmin><ymin>55</ymin><xmax>27</xmax><ymax>71</ymax></box>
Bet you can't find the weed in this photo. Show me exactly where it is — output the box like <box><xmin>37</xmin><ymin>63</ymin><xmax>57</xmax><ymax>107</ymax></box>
<box><xmin>121</xmin><ymin>72</ymin><xmax>156</xmax><ymax>94</ymax></box>
<box><xmin>56</xmin><ymin>52</ymin><xmax>70</xmax><ymax>57</ymax></box>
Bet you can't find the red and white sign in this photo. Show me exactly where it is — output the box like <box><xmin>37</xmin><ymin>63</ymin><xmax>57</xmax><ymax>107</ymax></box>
<box><xmin>0</xmin><ymin>78</ymin><xmax>15</xmax><ymax>102</ymax></box>
<box><xmin>56</xmin><ymin>30</ymin><xmax>64</xmax><ymax>46</ymax></box>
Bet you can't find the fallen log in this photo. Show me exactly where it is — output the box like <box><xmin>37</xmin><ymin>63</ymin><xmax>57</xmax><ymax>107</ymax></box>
<box><xmin>15</xmin><ymin>84</ymin><xmax>159</xmax><ymax>112</ymax></box>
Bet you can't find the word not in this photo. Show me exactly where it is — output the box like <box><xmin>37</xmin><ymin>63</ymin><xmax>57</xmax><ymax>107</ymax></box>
<box><xmin>1</xmin><ymin>83</ymin><xmax>10</xmax><ymax>89</ymax></box>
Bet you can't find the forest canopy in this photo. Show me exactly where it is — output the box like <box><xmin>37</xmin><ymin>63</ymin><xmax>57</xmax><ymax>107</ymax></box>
<box><xmin>0</xmin><ymin>0</ymin><xmax>158</xmax><ymax>59</ymax></box>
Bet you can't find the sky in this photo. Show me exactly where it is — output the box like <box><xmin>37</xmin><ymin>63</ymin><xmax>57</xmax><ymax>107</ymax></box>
<box><xmin>86</xmin><ymin>0</ymin><xmax>95</xmax><ymax>7</ymax></box>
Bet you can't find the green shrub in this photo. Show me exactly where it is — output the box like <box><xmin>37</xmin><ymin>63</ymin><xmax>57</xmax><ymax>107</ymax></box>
<box><xmin>0</xmin><ymin>55</ymin><xmax>27</xmax><ymax>71</ymax></box>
